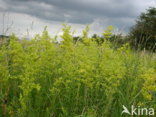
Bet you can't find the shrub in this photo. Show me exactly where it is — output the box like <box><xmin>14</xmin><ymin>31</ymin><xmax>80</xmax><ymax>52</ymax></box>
<box><xmin>129</xmin><ymin>7</ymin><xmax>156</xmax><ymax>52</ymax></box>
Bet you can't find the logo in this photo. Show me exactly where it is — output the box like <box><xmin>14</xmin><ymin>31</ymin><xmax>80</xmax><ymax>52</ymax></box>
<box><xmin>122</xmin><ymin>105</ymin><xmax>155</xmax><ymax>116</ymax></box>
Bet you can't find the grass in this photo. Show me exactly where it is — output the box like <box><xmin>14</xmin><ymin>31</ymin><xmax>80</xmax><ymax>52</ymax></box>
<box><xmin>0</xmin><ymin>26</ymin><xmax>155</xmax><ymax>117</ymax></box>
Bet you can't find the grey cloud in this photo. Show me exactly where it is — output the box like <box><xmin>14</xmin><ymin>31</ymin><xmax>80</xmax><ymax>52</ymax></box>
<box><xmin>3</xmin><ymin>0</ymin><xmax>95</xmax><ymax>24</ymax></box>
<box><xmin>1</xmin><ymin>0</ymin><xmax>155</xmax><ymax>31</ymax></box>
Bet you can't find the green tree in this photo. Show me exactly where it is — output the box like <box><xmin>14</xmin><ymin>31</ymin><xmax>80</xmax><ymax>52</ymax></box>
<box><xmin>130</xmin><ymin>7</ymin><xmax>156</xmax><ymax>51</ymax></box>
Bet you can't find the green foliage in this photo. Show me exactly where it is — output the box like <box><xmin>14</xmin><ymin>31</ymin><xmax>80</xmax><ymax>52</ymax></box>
<box><xmin>92</xmin><ymin>26</ymin><xmax>114</xmax><ymax>46</ymax></box>
<box><xmin>102</xmin><ymin>26</ymin><xmax>114</xmax><ymax>40</ymax></box>
<box><xmin>82</xmin><ymin>25</ymin><xmax>92</xmax><ymax>46</ymax></box>
<box><xmin>61</xmin><ymin>24</ymin><xmax>73</xmax><ymax>49</ymax></box>
<box><xmin>0</xmin><ymin>26</ymin><xmax>155</xmax><ymax>117</ymax></box>
<box><xmin>129</xmin><ymin>7</ymin><xmax>156</xmax><ymax>51</ymax></box>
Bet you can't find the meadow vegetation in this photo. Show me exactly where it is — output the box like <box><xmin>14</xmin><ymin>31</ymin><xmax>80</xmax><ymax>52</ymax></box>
<box><xmin>0</xmin><ymin>24</ymin><xmax>155</xmax><ymax>117</ymax></box>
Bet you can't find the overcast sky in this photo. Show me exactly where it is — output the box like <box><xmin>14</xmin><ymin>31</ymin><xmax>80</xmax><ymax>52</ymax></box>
<box><xmin>0</xmin><ymin>0</ymin><xmax>156</xmax><ymax>37</ymax></box>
